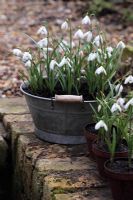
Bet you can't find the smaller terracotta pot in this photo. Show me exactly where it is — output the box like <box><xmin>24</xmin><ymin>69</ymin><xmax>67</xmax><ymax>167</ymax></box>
<box><xmin>84</xmin><ymin>123</ymin><xmax>97</xmax><ymax>160</ymax></box>
<box><xmin>92</xmin><ymin>142</ymin><xmax>128</xmax><ymax>179</ymax></box>
<box><xmin>104</xmin><ymin>158</ymin><xmax>133</xmax><ymax>200</ymax></box>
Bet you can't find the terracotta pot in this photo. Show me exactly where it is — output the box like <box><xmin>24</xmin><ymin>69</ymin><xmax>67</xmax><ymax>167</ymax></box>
<box><xmin>84</xmin><ymin>123</ymin><xmax>97</xmax><ymax>160</ymax></box>
<box><xmin>104</xmin><ymin>158</ymin><xmax>133</xmax><ymax>200</ymax></box>
<box><xmin>92</xmin><ymin>142</ymin><xmax>128</xmax><ymax>179</ymax></box>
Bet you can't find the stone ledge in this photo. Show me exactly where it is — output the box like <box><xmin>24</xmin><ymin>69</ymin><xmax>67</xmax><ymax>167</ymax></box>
<box><xmin>0</xmin><ymin>98</ymin><xmax>113</xmax><ymax>200</ymax></box>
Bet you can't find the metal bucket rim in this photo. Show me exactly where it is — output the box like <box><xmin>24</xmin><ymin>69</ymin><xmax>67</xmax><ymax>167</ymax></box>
<box><xmin>20</xmin><ymin>82</ymin><xmax>96</xmax><ymax>103</ymax></box>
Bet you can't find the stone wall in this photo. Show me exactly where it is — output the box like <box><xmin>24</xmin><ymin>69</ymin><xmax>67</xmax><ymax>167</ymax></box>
<box><xmin>0</xmin><ymin>97</ymin><xmax>113</xmax><ymax>200</ymax></box>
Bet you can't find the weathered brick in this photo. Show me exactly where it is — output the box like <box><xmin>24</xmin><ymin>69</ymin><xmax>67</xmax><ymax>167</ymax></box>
<box><xmin>0</xmin><ymin>97</ymin><xmax>29</xmax><ymax>119</ymax></box>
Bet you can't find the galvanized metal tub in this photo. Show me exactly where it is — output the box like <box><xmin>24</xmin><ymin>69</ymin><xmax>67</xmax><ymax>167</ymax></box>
<box><xmin>20</xmin><ymin>83</ymin><xmax>96</xmax><ymax>144</ymax></box>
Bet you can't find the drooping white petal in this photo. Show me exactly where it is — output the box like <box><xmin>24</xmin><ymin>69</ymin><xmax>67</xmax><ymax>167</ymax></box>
<box><xmin>74</xmin><ymin>29</ymin><xmax>84</xmax><ymax>39</ymax></box>
<box><xmin>49</xmin><ymin>60</ymin><xmax>58</xmax><ymax>70</ymax></box>
<box><xmin>43</xmin><ymin>47</ymin><xmax>53</xmax><ymax>51</ymax></box>
<box><xmin>98</xmin><ymin>104</ymin><xmax>102</xmax><ymax>112</ymax></box>
<box><xmin>79</xmin><ymin>50</ymin><xmax>84</xmax><ymax>56</ymax></box>
<box><xmin>88</xmin><ymin>52</ymin><xmax>97</xmax><ymax>61</ymax></box>
<box><xmin>95</xmin><ymin>66</ymin><xmax>107</xmax><ymax>75</ymax></box>
<box><xmin>111</xmin><ymin>103</ymin><xmax>122</xmax><ymax>113</ymax></box>
<box><xmin>95</xmin><ymin>120</ymin><xmax>108</xmax><ymax>132</ymax></box>
<box><xmin>115</xmin><ymin>84</ymin><xmax>123</xmax><ymax>96</ymax></box>
<box><xmin>58</xmin><ymin>57</ymin><xmax>71</xmax><ymax>68</ymax></box>
<box><xmin>25</xmin><ymin>60</ymin><xmax>32</xmax><ymax>68</ymax></box>
<box><xmin>124</xmin><ymin>98</ymin><xmax>133</xmax><ymax>110</ymax></box>
<box><xmin>22</xmin><ymin>52</ymin><xmax>32</xmax><ymax>63</ymax></box>
<box><xmin>82</xmin><ymin>16</ymin><xmax>91</xmax><ymax>25</ymax></box>
<box><xmin>37</xmin><ymin>38</ymin><xmax>48</xmax><ymax>48</ymax></box>
<box><xmin>117</xmin><ymin>41</ymin><xmax>125</xmax><ymax>49</ymax></box>
<box><xmin>106</xmin><ymin>46</ymin><xmax>113</xmax><ymax>53</ymax></box>
<box><xmin>37</xmin><ymin>26</ymin><xmax>47</xmax><ymax>35</ymax></box>
<box><xmin>93</xmin><ymin>35</ymin><xmax>103</xmax><ymax>47</ymax></box>
<box><xmin>61</xmin><ymin>21</ymin><xmax>68</xmax><ymax>30</ymax></box>
<box><xmin>124</xmin><ymin>75</ymin><xmax>133</xmax><ymax>84</ymax></box>
<box><xmin>84</xmin><ymin>31</ymin><xmax>92</xmax><ymax>42</ymax></box>
<box><xmin>117</xmin><ymin>98</ymin><xmax>125</xmax><ymax>107</ymax></box>
<box><xmin>13</xmin><ymin>49</ymin><xmax>23</xmax><ymax>57</ymax></box>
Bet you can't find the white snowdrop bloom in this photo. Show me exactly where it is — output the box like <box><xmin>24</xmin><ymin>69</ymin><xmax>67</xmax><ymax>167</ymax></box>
<box><xmin>25</xmin><ymin>60</ymin><xmax>32</xmax><ymax>68</ymax></box>
<box><xmin>81</xmin><ymin>69</ymin><xmax>85</xmax><ymax>75</ymax></box>
<box><xmin>117</xmin><ymin>41</ymin><xmax>125</xmax><ymax>49</ymax></box>
<box><xmin>95</xmin><ymin>120</ymin><xmax>108</xmax><ymax>132</ymax></box>
<box><xmin>93</xmin><ymin>35</ymin><xmax>103</xmax><ymax>47</ymax></box>
<box><xmin>117</xmin><ymin>98</ymin><xmax>125</xmax><ymax>107</ymax></box>
<box><xmin>74</xmin><ymin>29</ymin><xmax>84</xmax><ymax>39</ymax></box>
<box><xmin>88</xmin><ymin>52</ymin><xmax>97</xmax><ymax>61</ymax></box>
<box><xmin>95</xmin><ymin>66</ymin><xmax>107</xmax><ymax>75</ymax></box>
<box><xmin>124</xmin><ymin>98</ymin><xmax>133</xmax><ymax>110</ymax></box>
<box><xmin>37</xmin><ymin>26</ymin><xmax>47</xmax><ymax>35</ymax></box>
<box><xmin>111</xmin><ymin>103</ymin><xmax>122</xmax><ymax>113</ymax></box>
<box><xmin>115</xmin><ymin>84</ymin><xmax>123</xmax><ymax>96</ymax></box>
<box><xmin>37</xmin><ymin>38</ymin><xmax>48</xmax><ymax>48</ymax></box>
<box><xmin>98</xmin><ymin>104</ymin><xmax>102</xmax><ymax>112</ymax></box>
<box><xmin>58</xmin><ymin>57</ymin><xmax>71</xmax><ymax>68</ymax></box>
<box><xmin>13</xmin><ymin>49</ymin><xmax>22</xmax><ymax>57</ymax></box>
<box><xmin>22</xmin><ymin>52</ymin><xmax>32</xmax><ymax>63</ymax></box>
<box><xmin>124</xmin><ymin>75</ymin><xmax>133</xmax><ymax>84</ymax></box>
<box><xmin>82</xmin><ymin>16</ymin><xmax>91</xmax><ymax>25</ymax></box>
<box><xmin>79</xmin><ymin>50</ymin><xmax>84</xmax><ymax>56</ymax></box>
<box><xmin>84</xmin><ymin>31</ymin><xmax>92</xmax><ymax>42</ymax></box>
<box><xmin>71</xmin><ymin>41</ymin><xmax>75</xmax><ymax>48</ymax></box>
<box><xmin>43</xmin><ymin>47</ymin><xmax>53</xmax><ymax>52</ymax></box>
<box><xmin>61</xmin><ymin>21</ymin><xmax>69</xmax><ymax>30</ymax></box>
<box><xmin>49</xmin><ymin>60</ymin><xmax>58</xmax><ymax>71</ymax></box>
<box><xmin>106</xmin><ymin>46</ymin><xmax>113</xmax><ymax>53</ymax></box>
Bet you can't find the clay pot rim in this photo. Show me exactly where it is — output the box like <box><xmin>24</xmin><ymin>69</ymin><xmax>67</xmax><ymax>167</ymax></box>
<box><xmin>92</xmin><ymin>141</ymin><xmax>128</xmax><ymax>158</ymax></box>
<box><xmin>104</xmin><ymin>158</ymin><xmax>133</xmax><ymax>180</ymax></box>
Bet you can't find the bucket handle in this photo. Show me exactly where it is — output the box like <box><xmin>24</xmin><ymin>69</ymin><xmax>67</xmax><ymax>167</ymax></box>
<box><xmin>54</xmin><ymin>94</ymin><xmax>83</xmax><ymax>103</ymax></box>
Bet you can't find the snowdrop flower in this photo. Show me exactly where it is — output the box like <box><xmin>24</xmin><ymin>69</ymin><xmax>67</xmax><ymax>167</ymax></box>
<box><xmin>111</xmin><ymin>103</ymin><xmax>122</xmax><ymax>113</ymax></box>
<box><xmin>22</xmin><ymin>52</ymin><xmax>32</xmax><ymax>63</ymax></box>
<box><xmin>61</xmin><ymin>21</ymin><xmax>68</xmax><ymax>30</ymax></box>
<box><xmin>25</xmin><ymin>60</ymin><xmax>32</xmax><ymax>68</ymax></box>
<box><xmin>49</xmin><ymin>60</ymin><xmax>58</xmax><ymax>71</ymax></box>
<box><xmin>93</xmin><ymin>35</ymin><xmax>103</xmax><ymax>47</ymax></box>
<box><xmin>81</xmin><ymin>69</ymin><xmax>85</xmax><ymax>75</ymax></box>
<box><xmin>43</xmin><ymin>47</ymin><xmax>53</xmax><ymax>52</ymax></box>
<box><xmin>82</xmin><ymin>16</ymin><xmax>91</xmax><ymax>25</ymax></box>
<box><xmin>98</xmin><ymin>104</ymin><xmax>102</xmax><ymax>112</ymax></box>
<box><xmin>71</xmin><ymin>41</ymin><xmax>75</xmax><ymax>48</ymax></box>
<box><xmin>124</xmin><ymin>75</ymin><xmax>133</xmax><ymax>84</ymax></box>
<box><xmin>84</xmin><ymin>31</ymin><xmax>92</xmax><ymax>42</ymax></box>
<box><xmin>74</xmin><ymin>29</ymin><xmax>84</xmax><ymax>39</ymax></box>
<box><xmin>95</xmin><ymin>120</ymin><xmax>108</xmax><ymax>132</ymax></box>
<box><xmin>79</xmin><ymin>51</ymin><xmax>84</xmax><ymax>56</ymax></box>
<box><xmin>58</xmin><ymin>57</ymin><xmax>71</xmax><ymax>68</ymax></box>
<box><xmin>117</xmin><ymin>41</ymin><xmax>125</xmax><ymax>49</ymax></box>
<box><xmin>117</xmin><ymin>98</ymin><xmax>125</xmax><ymax>107</ymax></box>
<box><xmin>88</xmin><ymin>52</ymin><xmax>97</xmax><ymax>61</ymax></box>
<box><xmin>13</xmin><ymin>49</ymin><xmax>23</xmax><ymax>57</ymax></box>
<box><xmin>106</xmin><ymin>46</ymin><xmax>113</xmax><ymax>53</ymax></box>
<box><xmin>124</xmin><ymin>98</ymin><xmax>133</xmax><ymax>110</ymax></box>
<box><xmin>37</xmin><ymin>26</ymin><xmax>47</xmax><ymax>35</ymax></box>
<box><xmin>115</xmin><ymin>84</ymin><xmax>123</xmax><ymax>96</ymax></box>
<box><xmin>37</xmin><ymin>38</ymin><xmax>48</xmax><ymax>48</ymax></box>
<box><xmin>95</xmin><ymin>66</ymin><xmax>107</xmax><ymax>75</ymax></box>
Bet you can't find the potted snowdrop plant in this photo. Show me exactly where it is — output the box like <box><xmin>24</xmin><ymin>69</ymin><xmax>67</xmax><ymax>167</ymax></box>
<box><xmin>103</xmin><ymin>75</ymin><xmax>133</xmax><ymax>200</ymax></box>
<box><xmin>91</xmin><ymin>75</ymin><xmax>133</xmax><ymax>178</ymax></box>
<box><xmin>13</xmin><ymin>15</ymin><xmax>125</xmax><ymax>144</ymax></box>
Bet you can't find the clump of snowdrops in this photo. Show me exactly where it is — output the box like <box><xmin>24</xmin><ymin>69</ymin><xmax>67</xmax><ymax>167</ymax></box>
<box><xmin>13</xmin><ymin>15</ymin><xmax>126</xmax><ymax>99</ymax></box>
<box><xmin>93</xmin><ymin>74</ymin><xmax>133</xmax><ymax>165</ymax></box>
